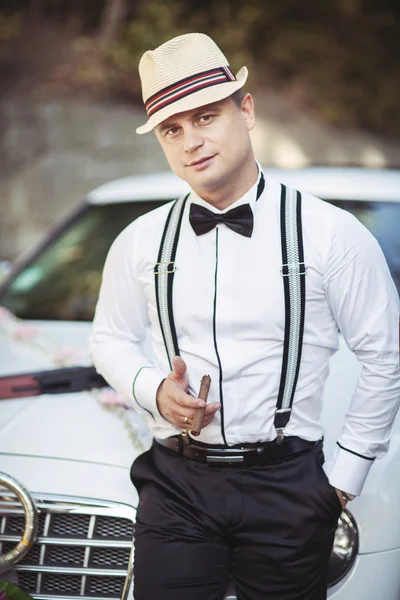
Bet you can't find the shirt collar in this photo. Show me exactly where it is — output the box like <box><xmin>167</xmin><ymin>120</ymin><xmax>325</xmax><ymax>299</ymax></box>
<box><xmin>189</xmin><ymin>160</ymin><xmax>264</xmax><ymax>214</ymax></box>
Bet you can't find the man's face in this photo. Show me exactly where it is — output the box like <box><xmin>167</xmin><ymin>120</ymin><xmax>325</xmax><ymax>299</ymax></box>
<box><xmin>154</xmin><ymin>94</ymin><xmax>255</xmax><ymax>196</ymax></box>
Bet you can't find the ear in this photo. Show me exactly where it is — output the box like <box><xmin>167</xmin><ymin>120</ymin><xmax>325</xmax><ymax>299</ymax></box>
<box><xmin>240</xmin><ymin>93</ymin><xmax>255</xmax><ymax>131</ymax></box>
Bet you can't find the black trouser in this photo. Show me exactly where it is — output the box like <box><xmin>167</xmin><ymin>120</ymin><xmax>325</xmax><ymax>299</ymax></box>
<box><xmin>130</xmin><ymin>439</ymin><xmax>342</xmax><ymax>600</ymax></box>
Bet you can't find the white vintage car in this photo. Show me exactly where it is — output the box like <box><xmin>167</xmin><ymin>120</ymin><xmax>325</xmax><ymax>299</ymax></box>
<box><xmin>0</xmin><ymin>167</ymin><xmax>399</xmax><ymax>600</ymax></box>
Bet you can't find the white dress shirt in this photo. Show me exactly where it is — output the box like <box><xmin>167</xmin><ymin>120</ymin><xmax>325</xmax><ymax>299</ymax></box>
<box><xmin>90</xmin><ymin>170</ymin><xmax>400</xmax><ymax>496</ymax></box>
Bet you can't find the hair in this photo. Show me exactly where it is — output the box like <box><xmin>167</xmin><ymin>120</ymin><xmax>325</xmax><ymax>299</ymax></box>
<box><xmin>231</xmin><ymin>88</ymin><xmax>245</xmax><ymax>108</ymax></box>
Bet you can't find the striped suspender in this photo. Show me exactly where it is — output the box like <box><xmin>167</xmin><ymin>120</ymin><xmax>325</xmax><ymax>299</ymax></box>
<box><xmin>275</xmin><ymin>185</ymin><xmax>307</xmax><ymax>443</ymax></box>
<box><xmin>154</xmin><ymin>184</ymin><xmax>306</xmax><ymax>442</ymax></box>
<box><xmin>154</xmin><ymin>195</ymin><xmax>188</xmax><ymax>370</ymax></box>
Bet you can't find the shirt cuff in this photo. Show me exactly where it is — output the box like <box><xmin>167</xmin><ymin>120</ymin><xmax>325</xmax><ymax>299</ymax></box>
<box><xmin>132</xmin><ymin>366</ymin><xmax>165</xmax><ymax>420</ymax></box>
<box><xmin>323</xmin><ymin>442</ymin><xmax>375</xmax><ymax>496</ymax></box>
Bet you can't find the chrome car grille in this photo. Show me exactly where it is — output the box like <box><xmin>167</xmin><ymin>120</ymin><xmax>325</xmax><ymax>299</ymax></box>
<box><xmin>0</xmin><ymin>491</ymin><xmax>135</xmax><ymax>600</ymax></box>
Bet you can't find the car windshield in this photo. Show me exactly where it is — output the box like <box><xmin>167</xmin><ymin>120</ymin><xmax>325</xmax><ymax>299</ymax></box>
<box><xmin>0</xmin><ymin>197</ymin><xmax>398</xmax><ymax>321</ymax></box>
<box><xmin>0</xmin><ymin>200</ymin><xmax>165</xmax><ymax>321</ymax></box>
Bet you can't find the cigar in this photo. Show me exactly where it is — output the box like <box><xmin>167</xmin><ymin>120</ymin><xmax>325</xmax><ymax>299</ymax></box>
<box><xmin>190</xmin><ymin>375</ymin><xmax>211</xmax><ymax>436</ymax></box>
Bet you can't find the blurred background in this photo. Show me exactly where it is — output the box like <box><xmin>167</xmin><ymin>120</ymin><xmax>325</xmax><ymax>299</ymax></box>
<box><xmin>0</xmin><ymin>0</ymin><xmax>399</xmax><ymax>265</ymax></box>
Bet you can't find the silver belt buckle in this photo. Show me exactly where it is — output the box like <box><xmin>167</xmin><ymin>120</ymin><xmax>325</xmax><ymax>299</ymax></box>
<box><xmin>205</xmin><ymin>447</ymin><xmax>248</xmax><ymax>464</ymax></box>
<box><xmin>206</xmin><ymin>454</ymin><xmax>244</xmax><ymax>464</ymax></box>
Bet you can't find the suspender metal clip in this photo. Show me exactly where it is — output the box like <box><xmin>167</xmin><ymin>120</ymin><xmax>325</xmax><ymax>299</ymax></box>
<box><xmin>274</xmin><ymin>407</ymin><xmax>292</xmax><ymax>445</ymax></box>
<box><xmin>275</xmin><ymin>428</ymin><xmax>285</xmax><ymax>445</ymax></box>
<box><xmin>179</xmin><ymin>430</ymin><xmax>190</xmax><ymax>452</ymax></box>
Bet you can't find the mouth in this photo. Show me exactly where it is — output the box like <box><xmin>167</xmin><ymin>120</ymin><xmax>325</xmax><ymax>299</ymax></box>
<box><xmin>186</xmin><ymin>155</ymin><xmax>216</xmax><ymax>168</ymax></box>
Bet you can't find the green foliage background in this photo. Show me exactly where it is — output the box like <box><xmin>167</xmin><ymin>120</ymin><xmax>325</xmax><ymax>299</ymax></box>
<box><xmin>0</xmin><ymin>0</ymin><xmax>399</xmax><ymax>137</ymax></box>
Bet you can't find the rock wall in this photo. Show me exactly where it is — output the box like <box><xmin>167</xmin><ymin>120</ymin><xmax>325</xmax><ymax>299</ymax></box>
<box><xmin>0</xmin><ymin>98</ymin><xmax>168</xmax><ymax>261</ymax></box>
<box><xmin>1</xmin><ymin>95</ymin><xmax>399</xmax><ymax>262</ymax></box>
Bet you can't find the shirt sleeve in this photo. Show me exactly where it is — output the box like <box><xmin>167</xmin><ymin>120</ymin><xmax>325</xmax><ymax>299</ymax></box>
<box><xmin>89</xmin><ymin>221</ymin><xmax>165</xmax><ymax>419</ymax></box>
<box><xmin>323</xmin><ymin>210</ymin><xmax>400</xmax><ymax>496</ymax></box>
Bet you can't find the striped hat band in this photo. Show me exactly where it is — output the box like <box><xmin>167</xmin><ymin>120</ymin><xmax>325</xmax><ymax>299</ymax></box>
<box><xmin>136</xmin><ymin>33</ymin><xmax>248</xmax><ymax>134</ymax></box>
<box><xmin>145</xmin><ymin>66</ymin><xmax>236</xmax><ymax>117</ymax></box>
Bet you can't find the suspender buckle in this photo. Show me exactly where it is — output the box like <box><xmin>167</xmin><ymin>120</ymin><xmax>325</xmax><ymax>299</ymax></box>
<box><xmin>280</xmin><ymin>262</ymin><xmax>307</xmax><ymax>277</ymax></box>
<box><xmin>154</xmin><ymin>261</ymin><xmax>176</xmax><ymax>275</ymax></box>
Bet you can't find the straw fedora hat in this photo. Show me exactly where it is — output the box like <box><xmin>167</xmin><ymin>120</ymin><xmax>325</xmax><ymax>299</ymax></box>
<box><xmin>136</xmin><ymin>33</ymin><xmax>248</xmax><ymax>134</ymax></box>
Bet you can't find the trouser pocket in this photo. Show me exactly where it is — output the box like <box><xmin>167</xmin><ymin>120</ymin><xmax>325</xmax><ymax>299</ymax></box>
<box><xmin>314</xmin><ymin>448</ymin><xmax>343</xmax><ymax>519</ymax></box>
<box><xmin>130</xmin><ymin>447</ymin><xmax>153</xmax><ymax>493</ymax></box>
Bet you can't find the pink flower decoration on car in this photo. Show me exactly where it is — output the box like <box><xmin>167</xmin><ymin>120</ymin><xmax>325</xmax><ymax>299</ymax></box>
<box><xmin>98</xmin><ymin>389</ymin><xmax>129</xmax><ymax>409</ymax></box>
<box><xmin>52</xmin><ymin>345</ymin><xmax>89</xmax><ymax>366</ymax></box>
<box><xmin>12</xmin><ymin>324</ymin><xmax>39</xmax><ymax>341</ymax></box>
<box><xmin>0</xmin><ymin>306</ymin><xmax>14</xmax><ymax>323</ymax></box>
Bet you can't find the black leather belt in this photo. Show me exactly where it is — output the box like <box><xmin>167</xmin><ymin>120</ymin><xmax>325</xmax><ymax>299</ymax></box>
<box><xmin>155</xmin><ymin>435</ymin><xmax>319</xmax><ymax>466</ymax></box>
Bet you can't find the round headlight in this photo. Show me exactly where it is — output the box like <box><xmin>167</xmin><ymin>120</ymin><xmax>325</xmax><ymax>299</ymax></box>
<box><xmin>327</xmin><ymin>510</ymin><xmax>358</xmax><ymax>587</ymax></box>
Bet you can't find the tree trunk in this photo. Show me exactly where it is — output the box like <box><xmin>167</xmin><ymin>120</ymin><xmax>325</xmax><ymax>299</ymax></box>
<box><xmin>98</xmin><ymin>0</ymin><xmax>128</xmax><ymax>48</ymax></box>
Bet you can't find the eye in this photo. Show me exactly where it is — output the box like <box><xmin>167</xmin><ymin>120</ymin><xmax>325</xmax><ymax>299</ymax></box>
<box><xmin>165</xmin><ymin>126</ymin><xmax>181</xmax><ymax>137</ymax></box>
<box><xmin>199</xmin><ymin>114</ymin><xmax>214</xmax><ymax>124</ymax></box>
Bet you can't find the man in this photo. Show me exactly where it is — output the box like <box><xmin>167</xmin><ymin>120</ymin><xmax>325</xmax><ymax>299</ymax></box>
<box><xmin>90</xmin><ymin>33</ymin><xmax>400</xmax><ymax>599</ymax></box>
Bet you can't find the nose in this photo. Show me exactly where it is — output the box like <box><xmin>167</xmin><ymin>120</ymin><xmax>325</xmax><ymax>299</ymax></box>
<box><xmin>183</xmin><ymin>125</ymin><xmax>203</xmax><ymax>153</ymax></box>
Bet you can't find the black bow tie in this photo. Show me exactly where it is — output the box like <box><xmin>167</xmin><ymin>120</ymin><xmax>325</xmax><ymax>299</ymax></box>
<box><xmin>189</xmin><ymin>203</ymin><xmax>254</xmax><ymax>238</ymax></box>
<box><xmin>189</xmin><ymin>171</ymin><xmax>265</xmax><ymax>238</ymax></box>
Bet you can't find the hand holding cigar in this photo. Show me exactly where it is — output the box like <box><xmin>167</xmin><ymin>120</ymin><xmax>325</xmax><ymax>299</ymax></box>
<box><xmin>156</xmin><ymin>357</ymin><xmax>218</xmax><ymax>431</ymax></box>
<box><xmin>190</xmin><ymin>375</ymin><xmax>211</xmax><ymax>436</ymax></box>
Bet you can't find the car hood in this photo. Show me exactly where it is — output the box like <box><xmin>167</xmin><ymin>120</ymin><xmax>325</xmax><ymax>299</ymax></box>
<box><xmin>0</xmin><ymin>453</ymin><xmax>139</xmax><ymax>507</ymax></box>
<box><xmin>0</xmin><ymin>319</ymin><xmax>151</xmax><ymax>467</ymax></box>
<box><xmin>0</xmin><ymin>391</ymin><xmax>149</xmax><ymax>467</ymax></box>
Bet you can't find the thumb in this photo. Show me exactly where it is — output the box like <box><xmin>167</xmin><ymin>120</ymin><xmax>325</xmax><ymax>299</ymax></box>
<box><xmin>170</xmin><ymin>355</ymin><xmax>187</xmax><ymax>381</ymax></box>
